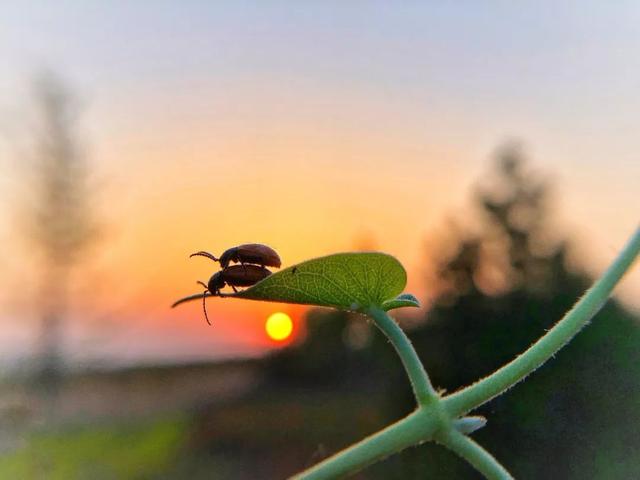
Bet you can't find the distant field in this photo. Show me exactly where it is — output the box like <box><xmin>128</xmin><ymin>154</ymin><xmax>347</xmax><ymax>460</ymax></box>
<box><xmin>0</xmin><ymin>416</ymin><xmax>187</xmax><ymax>479</ymax></box>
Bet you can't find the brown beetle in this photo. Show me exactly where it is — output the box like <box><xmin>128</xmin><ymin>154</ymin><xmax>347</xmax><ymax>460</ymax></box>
<box><xmin>190</xmin><ymin>243</ymin><xmax>281</xmax><ymax>269</ymax></box>
<box><xmin>194</xmin><ymin>264</ymin><xmax>272</xmax><ymax>325</ymax></box>
<box><xmin>205</xmin><ymin>264</ymin><xmax>272</xmax><ymax>295</ymax></box>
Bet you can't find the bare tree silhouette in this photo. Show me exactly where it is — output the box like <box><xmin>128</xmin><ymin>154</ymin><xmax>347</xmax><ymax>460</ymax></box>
<box><xmin>20</xmin><ymin>72</ymin><xmax>98</xmax><ymax>396</ymax></box>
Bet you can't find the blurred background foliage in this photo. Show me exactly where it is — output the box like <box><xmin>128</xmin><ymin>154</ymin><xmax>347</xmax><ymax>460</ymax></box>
<box><xmin>261</xmin><ymin>146</ymin><xmax>640</xmax><ymax>478</ymax></box>
<box><xmin>1</xmin><ymin>146</ymin><xmax>638</xmax><ymax>479</ymax></box>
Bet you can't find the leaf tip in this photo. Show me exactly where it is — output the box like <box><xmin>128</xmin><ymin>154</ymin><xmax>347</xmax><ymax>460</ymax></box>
<box><xmin>453</xmin><ymin>416</ymin><xmax>487</xmax><ymax>434</ymax></box>
<box><xmin>381</xmin><ymin>293</ymin><xmax>420</xmax><ymax>311</ymax></box>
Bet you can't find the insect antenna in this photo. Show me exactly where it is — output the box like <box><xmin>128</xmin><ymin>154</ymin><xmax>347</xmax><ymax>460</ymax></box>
<box><xmin>196</xmin><ymin>281</ymin><xmax>211</xmax><ymax>326</ymax></box>
<box><xmin>190</xmin><ymin>251</ymin><xmax>219</xmax><ymax>262</ymax></box>
<box><xmin>202</xmin><ymin>294</ymin><xmax>211</xmax><ymax>326</ymax></box>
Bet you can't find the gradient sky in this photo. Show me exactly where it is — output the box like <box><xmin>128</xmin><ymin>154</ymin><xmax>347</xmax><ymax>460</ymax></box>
<box><xmin>0</xmin><ymin>2</ymin><xmax>638</xmax><ymax>368</ymax></box>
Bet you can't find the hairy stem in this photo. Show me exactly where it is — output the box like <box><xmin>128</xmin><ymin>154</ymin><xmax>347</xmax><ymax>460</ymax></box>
<box><xmin>291</xmin><ymin>307</ymin><xmax>443</xmax><ymax>480</ymax></box>
<box><xmin>444</xmin><ymin>226</ymin><xmax>640</xmax><ymax>417</ymax></box>
<box><xmin>293</xmin><ymin>228</ymin><xmax>638</xmax><ymax>480</ymax></box>
<box><xmin>367</xmin><ymin>307</ymin><xmax>439</xmax><ymax>405</ymax></box>
<box><xmin>291</xmin><ymin>408</ymin><xmax>439</xmax><ymax>480</ymax></box>
<box><xmin>438</xmin><ymin>429</ymin><xmax>513</xmax><ymax>480</ymax></box>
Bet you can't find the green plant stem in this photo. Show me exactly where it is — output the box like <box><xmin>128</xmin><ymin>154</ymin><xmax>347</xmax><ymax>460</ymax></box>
<box><xmin>291</xmin><ymin>408</ymin><xmax>439</xmax><ymax>480</ymax></box>
<box><xmin>444</xmin><ymin>226</ymin><xmax>640</xmax><ymax>418</ymax></box>
<box><xmin>291</xmin><ymin>307</ymin><xmax>443</xmax><ymax>480</ymax></box>
<box><xmin>437</xmin><ymin>429</ymin><xmax>513</xmax><ymax>480</ymax></box>
<box><xmin>292</xmin><ymin>228</ymin><xmax>638</xmax><ymax>480</ymax></box>
<box><xmin>367</xmin><ymin>307</ymin><xmax>439</xmax><ymax>405</ymax></box>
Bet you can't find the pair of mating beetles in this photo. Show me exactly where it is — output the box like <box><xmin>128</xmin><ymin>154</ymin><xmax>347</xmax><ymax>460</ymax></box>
<box><xmin>190</xmin><ymin>243</ymin><xmax>281</xmax><ymax>324</ymax></box>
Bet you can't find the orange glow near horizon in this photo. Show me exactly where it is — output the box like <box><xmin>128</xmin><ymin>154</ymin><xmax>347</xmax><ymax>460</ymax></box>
<box><xmin>69</xmin><ymin>136</ymin><xmax>463</xmax><ymax>361</ymax></box>
<box><xmin>19</xmin><ymin>127</ymin><xmax>633</xmax><ymax>367</ymax></box>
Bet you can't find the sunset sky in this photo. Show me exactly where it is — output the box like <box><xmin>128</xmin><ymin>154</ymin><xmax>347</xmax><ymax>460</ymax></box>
<box><xmin>0</xmin><ymin>2</ymin><xmax>638</xmax><ymax>368</ymax></box>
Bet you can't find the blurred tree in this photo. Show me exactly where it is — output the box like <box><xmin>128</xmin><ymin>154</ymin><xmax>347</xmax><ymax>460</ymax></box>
<box><xmin>20</xmin><ymin>72</ymin><xmax>99</xmax><ymax>397</ymax></box>
<box><xmin>265</xmin><ymin>144</ymin><xmax>639</xmax><ymax>478</ymax></box>
<box><xmin>384</xmin><ymin>144</ymin><xmax>640</xmax><ymax>478</ymax></box>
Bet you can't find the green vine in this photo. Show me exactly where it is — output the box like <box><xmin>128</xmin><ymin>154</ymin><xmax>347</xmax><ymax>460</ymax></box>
<box><xmin>173</xmin><ymin>227</ymin><xmax>640</xmax><ymax>478</ymax></box>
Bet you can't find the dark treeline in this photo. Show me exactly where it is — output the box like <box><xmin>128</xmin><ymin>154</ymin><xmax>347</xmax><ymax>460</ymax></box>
<box><xmin>264</xmin><ymin>145</ymin><xmax>640</xmax><ymax>479</ymax></box>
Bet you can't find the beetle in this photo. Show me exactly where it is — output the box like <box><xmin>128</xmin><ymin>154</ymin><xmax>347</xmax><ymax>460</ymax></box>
<box><xmin>195</xmin><ymin>264</ymin><xmax>272</xmax><ymax>325</ymax></box>
<box><xmin>205</xmin><ymin>264</ymin><xmax>272</xmax><ymax>295</ymax></box>
<box><xmin>190</xmin><ymin>243</ymin><xmax>281</xmax><ymax>269</ymax></box>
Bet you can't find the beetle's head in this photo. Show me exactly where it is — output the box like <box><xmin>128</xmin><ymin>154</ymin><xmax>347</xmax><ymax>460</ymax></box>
<box><xmin>207</xmin><ymin>271</ymin><xmax>225</xmax><ymax>294</ymax></box>
<box><xmin>218</xmin><ymin>247</ymin><xmax>238</xmax><ymax>269</ymax></box>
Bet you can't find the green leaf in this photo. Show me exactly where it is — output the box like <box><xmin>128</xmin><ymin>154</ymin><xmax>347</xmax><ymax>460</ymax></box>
<box><xmin>230</xmin><ymin>252</ymin><xmax>409</xmax><ymax>311</ymax></box>
<box><xmin>381</xmin><ymin>293</ymin><xmax>421</xmax><ymax>311</ymax></box>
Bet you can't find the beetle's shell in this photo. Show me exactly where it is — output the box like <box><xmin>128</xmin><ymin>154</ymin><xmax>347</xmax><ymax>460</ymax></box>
<box><xmin>221</xmin><ymin>264</ymin><xmax>272</xmax><ymax>286</ymax></box>
<box><xmin>219</xmin><ymin>243</ymin><xmax>282</xmax><ymax>269</ymax></box>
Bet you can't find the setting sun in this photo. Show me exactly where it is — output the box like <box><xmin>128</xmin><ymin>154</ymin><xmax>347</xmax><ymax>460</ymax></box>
<box><xmin>265</xmin><ymin>312</ymin><xmax>293</xmax><ymax>342</ymax></box>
